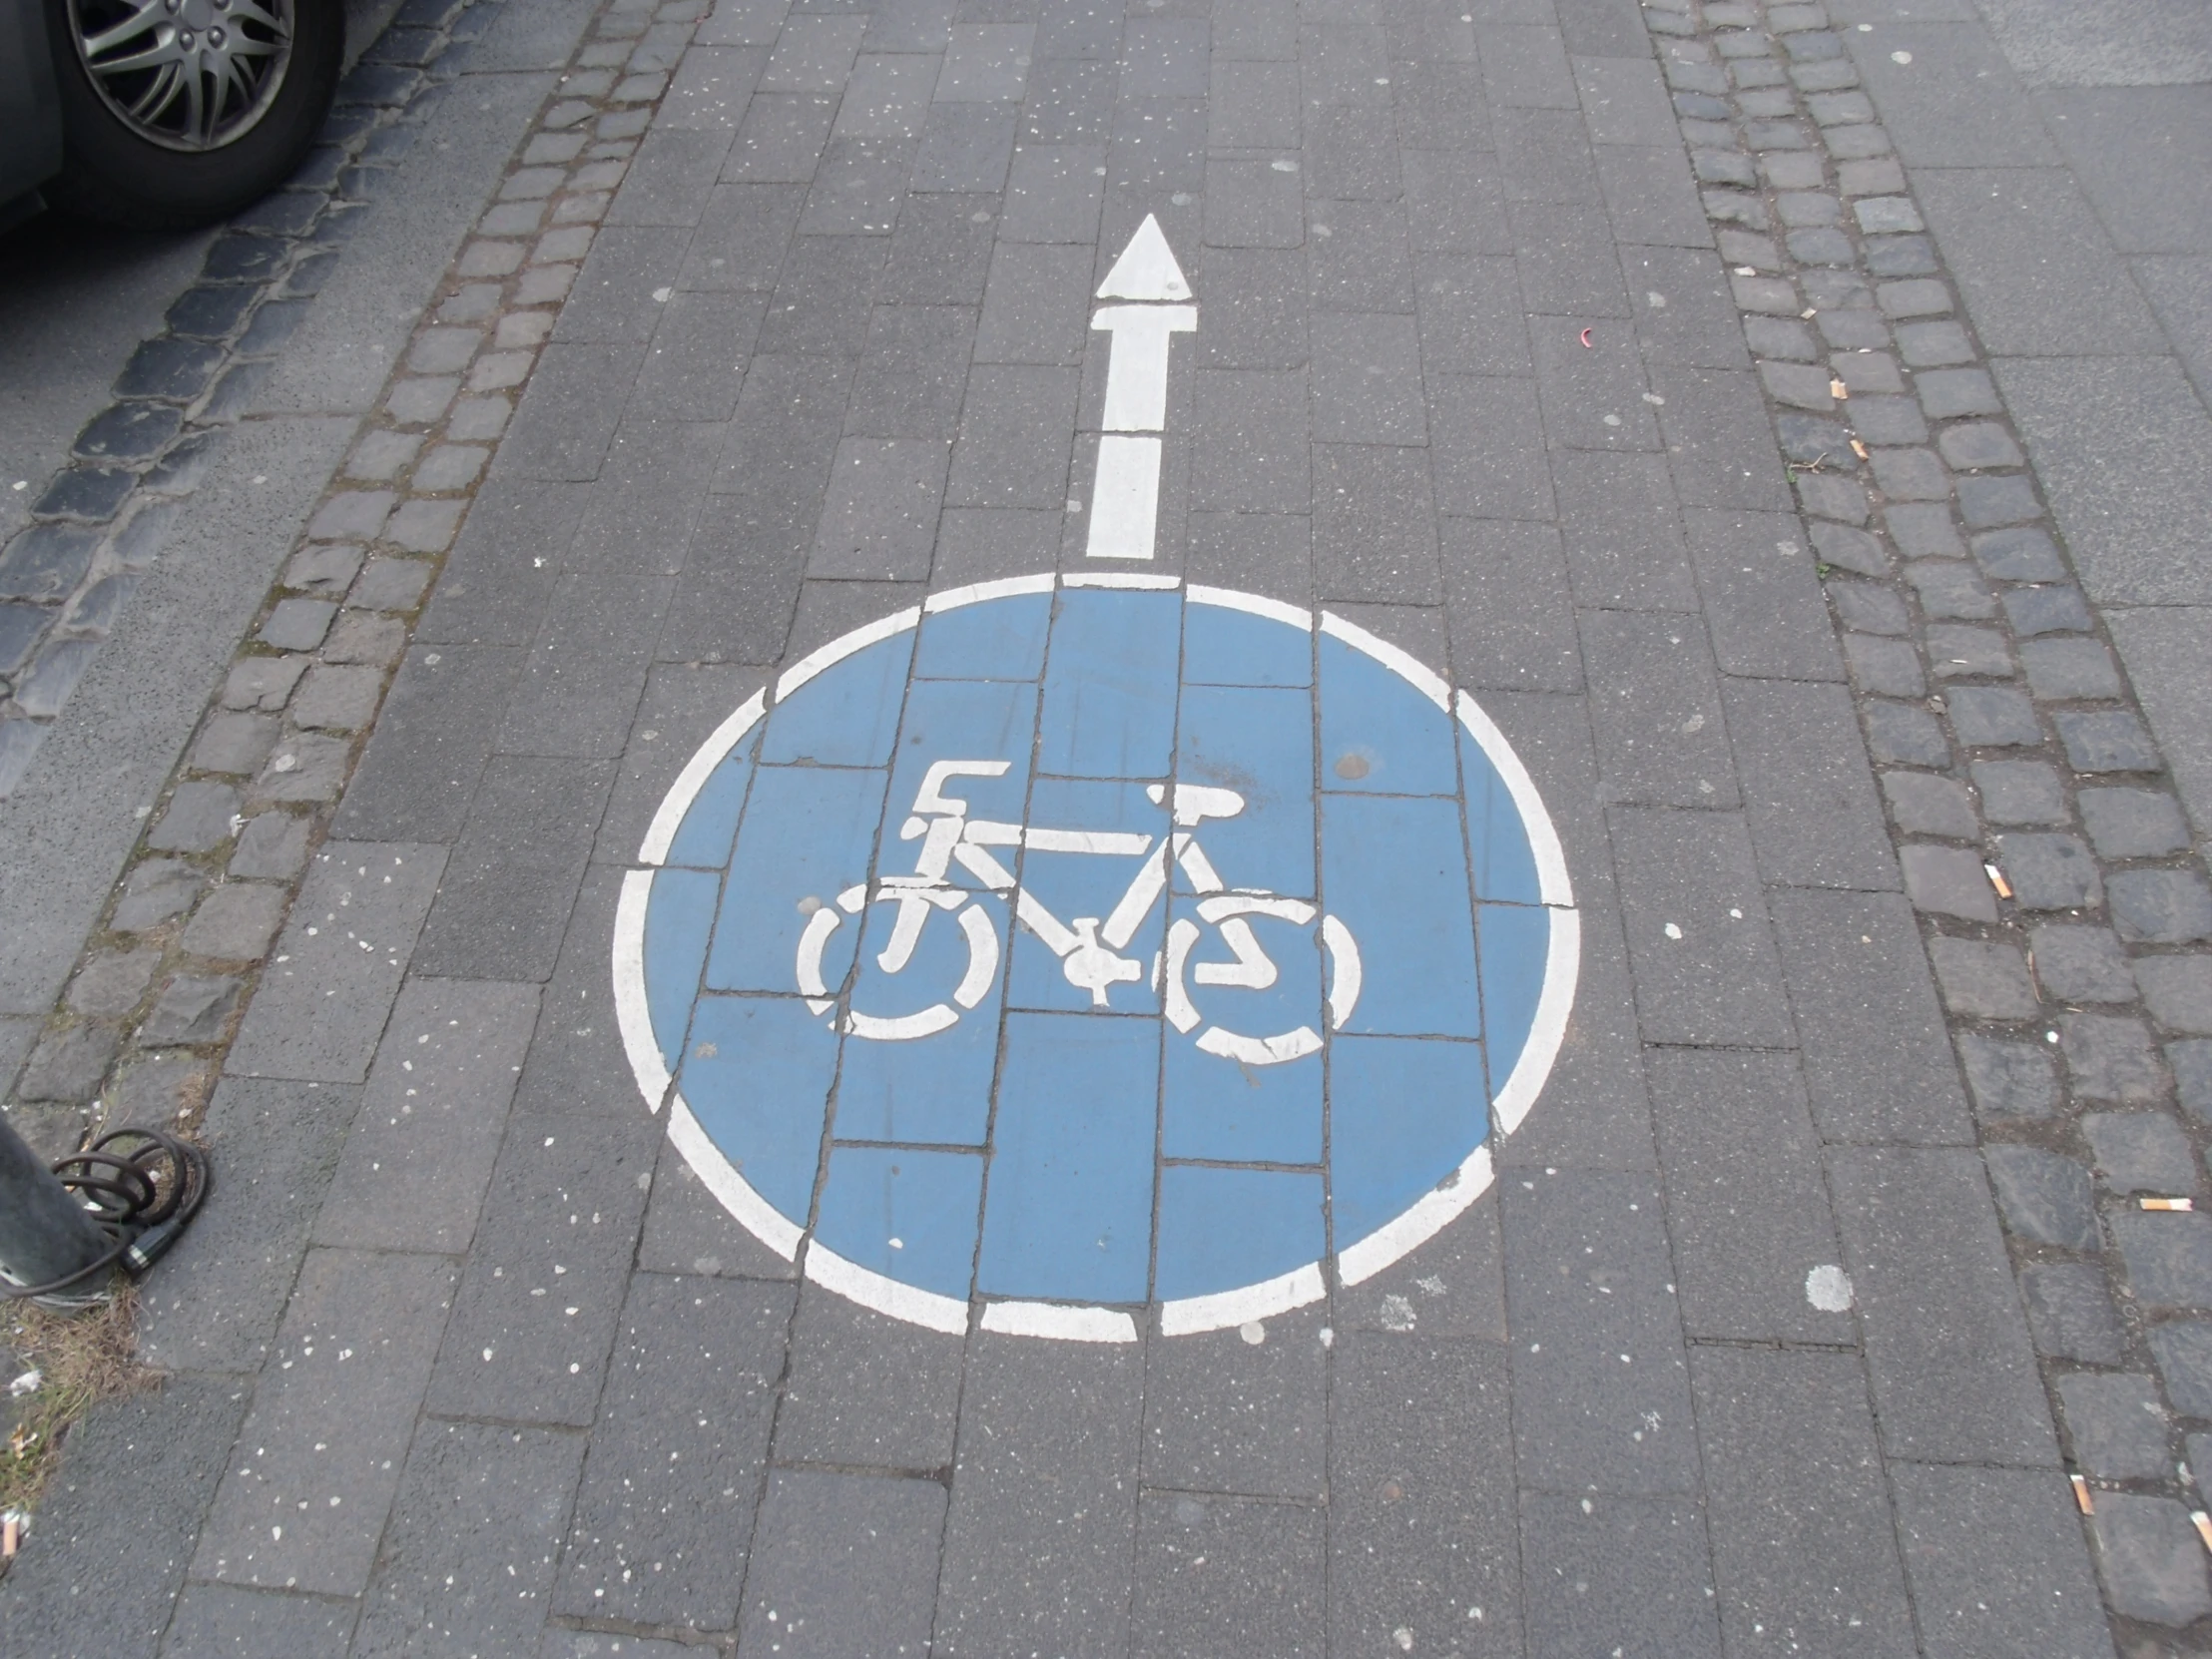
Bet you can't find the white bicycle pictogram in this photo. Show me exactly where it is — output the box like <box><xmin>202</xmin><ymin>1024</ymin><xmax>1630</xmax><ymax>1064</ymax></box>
<box><xmin>795</xmin><ymin>760</ymin><xmax>1364</xmax><ymax>1066</ymax></box>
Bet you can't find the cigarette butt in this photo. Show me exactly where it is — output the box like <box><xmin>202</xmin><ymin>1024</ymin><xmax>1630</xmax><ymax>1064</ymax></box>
<box><xmin>2142</xmin><ymin>1197</ymin><xmax>2196</xmax><ymax>1212</ymax></box>
<box><xmin>2194</xmin><ymin>1510</ymin><xmax>2212</xmax><ymax>1552</ymax></box>
<box><xmin>2071</xmin><ymin>1473</ymin><xmax>2094</xmax><ymax>1515</ymax></box>
<box><xmin>1984</xmin><ymin>863</ymin><xmax>2013</xmax><ymax>899</ymax></box>
<box><xmin>1849</xmin><ymin>437</ymin><xmax>1869</xmax><ymax>459</ymax></box>
<box><xmin>1830</xmin><ymin>378</ymin><xmax>1849</xmax><ymax>399</ymax></box>
<box><xmin>1</xmin><ymin>1516</ymin><xmax>15</xmax><ymax>1559</ymax></box>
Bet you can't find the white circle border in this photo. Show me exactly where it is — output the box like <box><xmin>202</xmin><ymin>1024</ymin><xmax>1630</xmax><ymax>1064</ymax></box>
<box><xmin>612</xmin><ymin>571</ymin><xmax>1581</xmax><ymax>1343</ymax></box>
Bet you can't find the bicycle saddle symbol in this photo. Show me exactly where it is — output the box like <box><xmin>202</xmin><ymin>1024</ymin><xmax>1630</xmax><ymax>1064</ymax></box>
<box><xmin>795</xmin><ymin>759</ymin><xmax>1364</xmax><ymax>1066</ymax></box>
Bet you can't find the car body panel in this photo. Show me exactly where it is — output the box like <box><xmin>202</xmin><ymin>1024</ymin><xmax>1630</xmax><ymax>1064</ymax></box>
<box><xmin>0</xmin><ymin>0</ymin><xmax>64</xmax><ymax>207</ymax></box>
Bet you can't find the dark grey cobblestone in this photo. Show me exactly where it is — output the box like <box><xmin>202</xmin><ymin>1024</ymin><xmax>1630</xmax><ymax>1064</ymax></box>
<box><xmin>1633</xmin><ymin>0</ymin><xmax>2212</xmax><ymax>1643</ymax></box>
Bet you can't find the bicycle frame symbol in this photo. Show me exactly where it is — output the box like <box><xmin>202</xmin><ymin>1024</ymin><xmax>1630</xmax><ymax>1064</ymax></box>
<box><xmin>795</xmin><ymin>760</ymin><xmax>1364</xmax><ymax>1066</ymax></box>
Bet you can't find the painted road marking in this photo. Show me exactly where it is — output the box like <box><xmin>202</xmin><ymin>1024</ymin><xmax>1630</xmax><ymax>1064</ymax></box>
<box><xmin>1085</xmin><ymin>216</ymin><xmax>1193</xmax><ymax>562</ymax></box>
<box><xmin>615</xmin><ymin>577</ymin><xmax>1580</xmax><ymax>1343</ymax></box>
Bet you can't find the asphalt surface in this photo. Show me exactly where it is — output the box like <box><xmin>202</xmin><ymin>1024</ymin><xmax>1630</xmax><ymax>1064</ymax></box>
<box><xmin>0</xmin><ymin>0</ymin><xmax>2207</xmax><ymax>1654</ymax></box>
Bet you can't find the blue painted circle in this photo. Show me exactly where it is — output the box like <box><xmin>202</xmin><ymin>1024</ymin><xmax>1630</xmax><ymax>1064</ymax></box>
<box><xmin>630</xmin><ymin>583</ymin><xmax>1568</xmax><ymax>1329</ymax></box>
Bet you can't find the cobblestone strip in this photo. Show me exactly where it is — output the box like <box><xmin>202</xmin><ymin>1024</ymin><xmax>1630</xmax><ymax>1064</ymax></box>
<box><xmin>0</xmin><ymin>0</ymin><xmax>517</xmax><ymax>798</ymax></box>
<box><xmin>1644</xmin><ymin>0</ymin><xmax>2212</xmax><ymax>1639</ymax></box>
<box><xmin>3</xmin><ymin>0</ymin><xmax>672</xmax><ymax>1170</ymax></box>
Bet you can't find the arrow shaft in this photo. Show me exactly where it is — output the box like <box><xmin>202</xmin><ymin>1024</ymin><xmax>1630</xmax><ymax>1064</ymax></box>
<box><xmin>1093</xmin><ymin>304</ymin><xmax>1197</xmax><ymax>433</ymax></box>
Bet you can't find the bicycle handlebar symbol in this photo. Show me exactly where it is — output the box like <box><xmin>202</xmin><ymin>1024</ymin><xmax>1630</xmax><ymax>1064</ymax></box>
<box><xmin>795</xmin><ymin>759</ymin><xmax>1364</xmax><ymax>1065</ymax></box>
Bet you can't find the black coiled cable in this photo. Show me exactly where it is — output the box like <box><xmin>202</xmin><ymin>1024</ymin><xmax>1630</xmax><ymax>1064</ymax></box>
<box><xmin>0</xmin><ymin>1129</ymin><xmax>212</xmax><ymax>1301</ymax></box>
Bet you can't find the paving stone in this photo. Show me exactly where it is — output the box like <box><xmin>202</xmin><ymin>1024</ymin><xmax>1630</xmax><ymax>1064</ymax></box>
<box><xmin>1869</xmin><ymin>445</ymin><xmax>1947</xmax><ymax>501</ymax></box>
<box><xmin>1610</xmin><ymin>809</ymin><xmax>1795</xmax><ymax>1048</ymax></box>
<box><xmin>2180</xmin><ymin>1041</ymin><xmax>2212</xmax><ymax>1124</ymax></box>
<box><xmin>180</xmin><ymin>883</ymin><xmax>288</xmax><ymax>961</ymax></box>
<box><xmin>1690</xmin><ymin>1346</ymin><xmax>1916</xmax><ymax>1656</ymax></box>
<box><xmin>1957</xmin><ymin>475</ymin><xmax>2047</xmax><ymax>535</ymax></box>
<box><xmin>1995</xmin><ymin>832</ymin><xmax>2101</xmax><ymax>912</ymax></box>
<box><xmin>161</xmin><ymin>1582</ymin><xmax>356</xmax><ymax>1657</ymax></box>
<box><xmin>1502</xmin><ymin>1171</ymin><xmax>1701</xmax><ymax>1492</ymax></box>
<box><xmin>2004</xmin><ymin>584</ymin><xmax>2092</xmax><ymax>637</ymax></box>
<box><xmin>1883</xmin><ymin>771</ymin><xmax>1975</xmax><ymax>838</ymax></box>
<box><xmin>554</xmin><ymin>1273</ymin><xmax>793</xmax><ymax>1628</ymax></box>
<box><xmin>149</xmin><ymin>780</ymin><xmax>244</xmax><ymax>852</ymax></box>
<box><xmin>1906</xmin><ymin>558</ymin><xmax>1996</xmax><ymax>621</ymax></box>
<box><xmin>1945</xmin><ymin>684</ymin><xmax>2041</xmax><ymax>749</ymax></box>
<box><xmin>352</xmin><ymin>1420</ymin><xmax>587</xmax><ymax>1659</ymax></box>
<box><xmin>291</xmin><ymin>663</ymin><xmax>385</xmax><ymax>732</ymax></box>
<box><xmin>1521</xmin><ymin>1494</ymin><xmax>1721</xmax><ymax>1659</ymax></box>
<box><xmin>307</xmin><ymin>491</ymin><xmax>395</xmax><ymax>544</ymax></box>
<box><xmin>2140</xmin><ymin>957</ymin><xmax>2212</xmax><ymax>1038</ymax></box>
<box><xmin>230</xmin><ymin>811</ymin><xmax>312</xmax><ymax>880</ymax></box>
<box><xmin>1847</xmin><ymin>634</ymin><xmax>1925</xmax><ymax>698</ymax></box>
<box><xmin>1794</xmin><ymin>471</ymin><xmax>1863</xmax><ymax>523</ymax></box>
<box><xmin>1924</xmin><ymin>624</ymin><xmax>2010</xmax><ymax>681</ymax></box>
<box><xmin>2051</xmin><ymin>710</ymin><xmax>2162</xmax><ymax>780</ymax></box>
<box><xmin>1866</xmin><ymin>703</ymin><xmax>1950</xmax><ymax>769</ymax></box>
<box><xmin>2022</xmin><ymin>637</ymin><xmax>2122</xmax><ymax>703</ymax></box>
<box><xmin>1936</xmin><ymin>434</ymin><xmax>2026</xmax><ymax>490</ymax></box>
<box><xmin>111</xmin><ymin>857</ymin><xmax>205</xmax><ymax>931</ymax></box>
<box><xmin>2153</xmin><ymin>1320</ymin><xmax>2212</xmax><ymax>1417</ymax></box>
<box><xmin>140</xmin><ymin>973</ymin><xmax>243</xmax><ymax>1045</ymax></box>
<box><xmin>774</xmin><ymin>1287</ymin><xmax>966</xmax><ymax>1472</ymax></box>
<box><xmin>386</xmin><ymin>497</ymin><xmax>468</xmax><ymax>553</ymax></box>
<box><xmin>14</xmin><ymin>1021</ymin><xmax>120</xmax><ymax>1100</ymax></box>
<box><xmin>65</xmin><ymin>948</ymin><xmax>160</xmax><ymax>1018</ymax></box>
<box><xmin>108</xmin><ymin>1049</ymin><xmax>208</xmax><ymax>1123</ymax></box>
<box><xmin>249</xmin><ymin>732</ymin><xmax>352</xmax><ymax>805</ymax></box>
<box><xmin>412</xmin><ymin>757</ymin><xmax>615</xmax><ymax>981</ymax></box>
<box><xmin>1983</xmin><ymin>1146</ymin><xmax>2096</xmax><ymax>1251</ymax></box>
<box><xmin>312</xmin><ymin>977</ymin><xmax>539</xmax><ymax>1257</ymax></box>
<box><xmin>2091</xmin><ymin>1494</ymin><xmax>2212</xmax><ymax>1626</ymax></box>
<box><xmin>1885</xmin><ymin>503</ymin><xmax>1964</xmax><ymax>560</ymax></box>
<box><xmin>2020</xmin><ymin>1261</ymin><xmax>2125</xmax><ymax>1364</ymax></box>
<box><xmin>1580</xmin><ymin>611</ymin><xmax>1736</xmax><ymax>810</ymax></box>
<box><xmin>222</xmin><ymin>654</ymin><xmax>309</xmax><ymax>712</ymax></box>
<box><xmin>2116</xmin><ymin>1209</ymin><xmax>2212</xmax><ymax>1310</ymax></box>
<box><xmin>1969</xmin><ymin>523</ymin><xmax>2065</xmax><ymax>581</ymax></box>
<box><xmin>2112</xmin><ymin>872</ymin><xmax>2212</xmax><ymax>946</ymax></box>
<box><xmin>230</xmin><ymin>844</ymin><xmax>445</xmax><ymax>1084</ymax></box>
<box><xmin>1648</xmin><ymin>1047</ymin><xmax>1850</xmax><ymax>1344</ymax></box>
<box><xmin>1890</xmin><ymin>1463</ymin><xmax>2117</xmax><ymax>1655</ymax></box>
<box><xmin>732</xmin><ymin>1469</ymin><xmax>950</xmax><ymax>1658</ymax></box>
<box><xmin>1828</xmin><ymin>1147</ymin><xmax>2056</xmax><ymax>1464</ymax></box>
<box><xmin>1902</xmin><ymin>843</ymin><xmax>1997</xmax><ymax>922</ymax></box>
<box><xmin>1133</xmin><ymin>1490</ymin><xmax>1325</xmax><ymax>1659</ymax></box>
<box><xmin>2029</xmin><ymin>924</ymin><xmax>2136</xmax><ymax>1005</ymax></box>
<box><xmin>135</xmin><ymin>1075</ymin><xmax>362</xmax><ymax>1376</ymax></box>
<box><xmin>0</xmin><ymin>1378</ymin><xmax>250</xmax><ymax>1659</ymax></box>
<box><xmin>258</xmin><ymin>597</ymin><xmax>338</xmax><ymax>653</ymax></box>
<box><xmin>1144</xmin><ymin>1306</ymin><xmax>1328</xmax><ymax>1498</ymax></box>
<box><xmin>190</xmin><ymin>711</ymin><xmax>281</xmax><ymax>776</ymax></box>
<box><xmin>2085</xmin><ymin>1112</ymin><xmax>2197</xmax><ymax>1196</ymax></box>
<box><xmin>191</xmin><ymin>1249</ymin><xmax>459</xmax><ymax>1595</ymax></box>
<box><xmin>2065</xmin><ymin>1013</ymin><xmax>2168</xmax><ymax>1104</ymax></box>
<box><xmin>1973</xmin><ymin>760</ymin><xmax>2067</xmax><ymax>828</ymax></box>
<box><xmin>1917</xmin><ymin>366</ymin><xmax>2002</xmax><ymax>419</ymax></box>
<box><xmin>1928</xmin><ymin>937</ymin><xmax>2038</xmax><ymax>1020</ymax></box>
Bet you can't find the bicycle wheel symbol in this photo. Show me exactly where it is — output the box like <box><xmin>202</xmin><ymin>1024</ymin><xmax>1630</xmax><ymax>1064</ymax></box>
<box><xmin>1164</xmin><ymin>897</ymin><xmax>1363</xmax><ymax>1065</ymax></box>
<box><xmin>795</xmin><ymin>884</ymin><xmax>1000</xmax><ymax>1041</ymax></box>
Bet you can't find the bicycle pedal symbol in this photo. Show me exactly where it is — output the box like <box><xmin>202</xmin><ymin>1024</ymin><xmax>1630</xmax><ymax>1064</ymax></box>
<box><xmin>795</xmin><ymin>759</ymin><xmax>1363</xmax><ymax>1064</ymax></box>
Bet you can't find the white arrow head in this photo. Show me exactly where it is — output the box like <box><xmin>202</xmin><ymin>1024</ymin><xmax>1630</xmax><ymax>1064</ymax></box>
<box><xmin>1095</xmin><ymin>213</ymin><xmax>1193</xmax><ymax>302</ymax></box>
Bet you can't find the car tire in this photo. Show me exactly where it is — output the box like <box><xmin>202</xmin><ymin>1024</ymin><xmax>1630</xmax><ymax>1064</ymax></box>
<box><xmin>44</xmin><ymin>0</ymin><xmax>343</xmax><ymax>230</ymax></box>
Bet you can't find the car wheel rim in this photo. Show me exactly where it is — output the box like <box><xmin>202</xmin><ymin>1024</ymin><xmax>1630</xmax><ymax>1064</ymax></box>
<box><xmin>70</xmin><ymin>0</ymin><xmax>294</xmax><ymax>154</ymax></box>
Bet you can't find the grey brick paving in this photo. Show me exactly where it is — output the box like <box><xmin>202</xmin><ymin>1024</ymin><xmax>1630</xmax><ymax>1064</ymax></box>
<box><xmin>8</xmin><ymin>0</ymin><xmax>2201</xmax><ymax>1650</ymax></box>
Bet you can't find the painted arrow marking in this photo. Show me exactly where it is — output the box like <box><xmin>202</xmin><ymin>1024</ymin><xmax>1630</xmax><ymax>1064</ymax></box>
<box><xmin>1085</xmin><ymin>215</ymin><xmax>1194</xmax><ymax>562</ymax></box>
